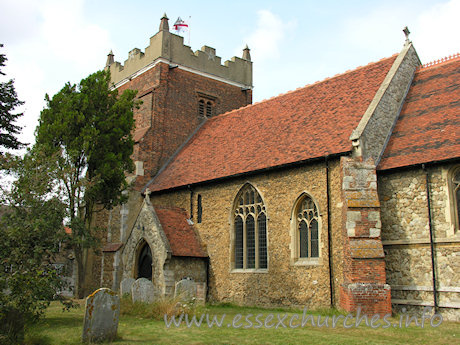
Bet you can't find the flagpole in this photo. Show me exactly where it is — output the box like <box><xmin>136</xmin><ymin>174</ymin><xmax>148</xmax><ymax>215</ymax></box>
<box><xmin>188</xmin><ymin>16</ymin><xmax>191</xmax><ymax>46</ymax></box>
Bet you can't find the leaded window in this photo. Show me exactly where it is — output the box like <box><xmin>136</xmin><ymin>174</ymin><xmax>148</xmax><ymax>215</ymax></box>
<box><xmin>233</xmin><ymin>184</ymin><xmax>267</xmax><ymax>270</ymax></box>
<box><xmin>296</xmin><ymin>196</ymin><xmax>319</xmax><ymax>258</ymax></box>
<box><xmin>450</xmin><ymin>166</ymin><xmax>460</xmax><ymax>232</ymax></box>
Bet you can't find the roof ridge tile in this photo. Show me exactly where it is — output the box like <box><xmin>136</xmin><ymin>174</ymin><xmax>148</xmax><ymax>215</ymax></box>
<box><xmin>418</xmin><ymin>52</ymin><xmax>460</xmax><ymax>70</ymax></box>
<box><xmin>209</xmin><ymin>54</ymin><xmax>399</xmax><ymax>122</ymax></box>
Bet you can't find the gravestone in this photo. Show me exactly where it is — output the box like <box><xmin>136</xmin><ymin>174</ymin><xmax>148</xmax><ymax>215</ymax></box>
<box><xmin>195</xmin><ymin>282</ymin><xmax>207</xmax><ymax>304</ymax></box>
<box><xmin>174</xmin><ymin>278</ymin><xmax>196</xmax><ymax>301</ymax></box>
<box><xmin>131</xmin><ymin>278</ymin><xmax>156</xmax><ymax>303</ymax></box>
<box><xmin>82</xmin><ymin>288</ymin><xmax>120</xmax><ymax>343</ymax></box>
<box><xmin>120</xmin><ymin>277</ymin><xmax>136</xmax><ymax>296</ymax></box>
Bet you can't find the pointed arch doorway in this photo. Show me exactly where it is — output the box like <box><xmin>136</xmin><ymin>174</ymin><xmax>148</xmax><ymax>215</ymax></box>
<box><xmin>137</xmin><ymin>241</ymin><xmax>152</xmax><ymax>280</ymax></box>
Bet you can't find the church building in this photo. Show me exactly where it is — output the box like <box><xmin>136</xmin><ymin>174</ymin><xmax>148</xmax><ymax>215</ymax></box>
<box><xmin>91</xmin><ymin>14</ymin><xmax>459</xmax><ymax>320</ymax></box>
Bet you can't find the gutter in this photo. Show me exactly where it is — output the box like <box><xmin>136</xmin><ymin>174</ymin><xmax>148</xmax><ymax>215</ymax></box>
<box><xmin>325</xmin><ymin>156</ymin><xmax>335</xmax><ymax>307</ymax></box>
<box><xmin>377</xmin><ymin>157</ymin><xmax>460</xmax><ymax>175</ymax></box>
<box><xmin>422</xmin><ymin>163</ymin><xmax>438</xmax><ymax>312</ymax></box>
<box><xmin>146</xmin><ymin>151</ymin><xmax>351</xmax><ymax>195</ymax></box>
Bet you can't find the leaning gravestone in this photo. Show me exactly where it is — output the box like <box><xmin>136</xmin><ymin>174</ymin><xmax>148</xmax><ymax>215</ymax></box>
<box><xmin>120</xmin><ymin>277</ymin><xmax>136</xmax><ymax>296</ymax></box>
<box><xmin>82</xmin><ymin>288</ymin><xmax>120</xmax><ymax>343</ymax></box>
<box><xmin>174</xmin><ymin>278</ymin><xmax>196</xmax><ymax>301</ymax></box>
<box><xmin>131</xmin><ymin>278</ymin><xmax>156</xmax><ymax>303</ymax></box>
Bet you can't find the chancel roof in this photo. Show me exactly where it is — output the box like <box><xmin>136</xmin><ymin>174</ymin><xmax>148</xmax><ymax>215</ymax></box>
<box><xmin>378</xmin><ymin>56</ymin><xmax>460</xmax><ymax>170</ymax></box>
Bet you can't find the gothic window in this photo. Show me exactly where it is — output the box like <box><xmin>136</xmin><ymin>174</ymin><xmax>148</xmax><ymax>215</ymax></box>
<box><xmin>137</xmin><ymin>241</ymin><xmax>152</xmax><ymax>280</ymax></box>
<box><xmin>292</xmin><ymin>194</ymin><xmax>320</xmax><ymax>262</ymax></box>
<box><xmin>449</xmin><ymin>166</ymin><xmax>460</xmax><ymax>233</ymax></box>
<box><xmin>233</xmin><ymin>184</ymin><xmax>268</xmax><ymax>270</ymax></box>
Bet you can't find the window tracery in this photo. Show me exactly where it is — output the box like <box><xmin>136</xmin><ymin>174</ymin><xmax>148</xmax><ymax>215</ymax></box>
<box><xmin>233</xmin><ymin>184</ymin><xmax>267</xmax><ymax>270</ymax></box>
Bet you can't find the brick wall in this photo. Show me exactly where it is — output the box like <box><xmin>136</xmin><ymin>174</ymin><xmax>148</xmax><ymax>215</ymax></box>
<box><xmin>340</xmin><ymin>156</ymin><xmax>391</xmax><ymax>316</ymax></box>
<box><xmin>117</xmin><ymin>62</ymin><xmax>251</xmax><ymax>186</ymax></box>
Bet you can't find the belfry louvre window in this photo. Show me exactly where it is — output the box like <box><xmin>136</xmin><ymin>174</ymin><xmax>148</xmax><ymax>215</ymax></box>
<box><xmin>198</xmin><ymin>100</ymin><xmax>205</xmax><ymax>117</ymax></box>
<box><xmin>206</xmin><ymin>101</ymin><xmax>212</xmax><ymax>117</ymax></box>
<box><xmin>233</xmin><ymin>184</ymin><xmax>267</xmax><ymax>270</ymax></box>
<box><xmin>296</xmin><ymin>195</ymin><xmax>319</xmax><ymax>258</ymax></box>
<box><xmin>198</xmin><ymin>99</ymin><xmax>214</xmax><ymax>118</ymax></box>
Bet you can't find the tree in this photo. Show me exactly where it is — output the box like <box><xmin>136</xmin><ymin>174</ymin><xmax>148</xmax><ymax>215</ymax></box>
<box><xmin>0</xmin><ymin>150</ymin><xmax>70</xmax><ymax>344</ymax></box>
<box><xmin>0</xmin><ymin>44</ymin><xmax>24</xmax><ymax>151</ymax></box>
<box><xmin>34</xmin><ymin>69</ymin><xmax>138</xmax><ymax>297</ymax></box>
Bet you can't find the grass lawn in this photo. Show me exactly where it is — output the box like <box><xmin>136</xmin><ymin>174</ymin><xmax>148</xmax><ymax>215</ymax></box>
<box><xmin>25</xmin><ymin>300</ymin><xmax>459</xmax><ymax>345</ymax></box>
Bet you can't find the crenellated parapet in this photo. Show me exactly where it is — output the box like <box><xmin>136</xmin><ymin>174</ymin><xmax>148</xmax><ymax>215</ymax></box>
<box><xmin>106</xmin><ymin>14</ymin><xmax>252</xmax><ymax>89</ymax></box>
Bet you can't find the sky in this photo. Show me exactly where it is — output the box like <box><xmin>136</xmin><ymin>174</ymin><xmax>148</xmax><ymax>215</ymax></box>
<box><xmin>1</xmin><ymin>0</ymin><xmax>459</xmax><ymax>147</ymax></box>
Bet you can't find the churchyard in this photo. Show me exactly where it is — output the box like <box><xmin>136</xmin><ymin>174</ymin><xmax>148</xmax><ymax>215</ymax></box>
<box><xmin>24</xmin><ymin>297</ymin><xmax>459</xmax><ymax>345</ymax></box>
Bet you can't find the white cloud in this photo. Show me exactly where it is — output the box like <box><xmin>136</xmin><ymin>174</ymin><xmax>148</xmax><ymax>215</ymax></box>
<box><xmin>340</xmin><ymin>0</ymin><xmax>460</xmax><ymax>64</ymax></box>
<box><xmin>340</xmin><ymin>5</ymin><xmax>411</xmax><ymax>58</ymax></box>
<box><xmin>241</xmin><ymin>10</ymin><xmax>296</xmax><ymax>62</ymax></box>
<box><xmin>40</xmin><ymin>0</ymin><xmax>111</xmax><ymax>72</ymax></box>
<box><xmin>0</xmin><ymin>0</ymin><xmax>42</xmax><ymax>44</ymax></box>
<box><xmin>413</xmin><ymin>0</ymin><xmax>460</xmax><ymax>63</ymax></box>
<box><xmin>2</xmin><ymin>0</ymin><xmax>112</xmax><ymax>146</ymax></box>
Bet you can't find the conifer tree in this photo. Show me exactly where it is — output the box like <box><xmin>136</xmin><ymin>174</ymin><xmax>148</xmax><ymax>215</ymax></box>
<box><xmin>0</xmin><ymin>44</ymin><xmax>24</xmax><ymax>151</ymax></box>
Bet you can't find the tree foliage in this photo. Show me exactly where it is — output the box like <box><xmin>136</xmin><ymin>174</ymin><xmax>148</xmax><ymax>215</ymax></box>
<box><xmin>0</xmin><ymin>151</ymin><xmax>70</xmax><ymax>344</ymax></box>
<box><xmin>34</xmin><ymin>69</ymin><xmax>138</xmax><ymax>297</ymax></box>
<box><xmin>0</xmin><ymin>44</ymin><xmax>24</xmax><ymax>151</ymax></box>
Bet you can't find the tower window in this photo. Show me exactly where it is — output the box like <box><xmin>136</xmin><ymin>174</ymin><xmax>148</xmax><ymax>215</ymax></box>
<box><xmin>206</xmin><ymin>101</ymin><xmax>212</xmax><ymax>117</ymax></box>
<box><xmin>198</xmin><ymin>100</ymin><xmax>205</xmax><ymax>118</ymax></box>
<box><xmin>197</xmin><ymin>94</ymin><xmax>216</xmax><ymax>119</ymax></box>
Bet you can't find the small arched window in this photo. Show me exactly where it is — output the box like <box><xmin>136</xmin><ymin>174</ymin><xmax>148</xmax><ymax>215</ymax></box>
<box><xmin>233</xmin><ymin>184</ymin><xmax>267</xmax><ymax>270</ymax></box>
<box><xmin>292</xmin><ymin>194</ymin><xmax>320</xmax><ymax>262</ymax></box>
<box><xmin>197</xmin><ymin>194</ymin><xmax>202</xmax><ymax>224</ymax></box>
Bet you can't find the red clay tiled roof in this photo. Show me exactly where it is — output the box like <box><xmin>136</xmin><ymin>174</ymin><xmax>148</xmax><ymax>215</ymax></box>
<box><xmin>147</xmin><ymin>55</ymin><xmax>398</xmax><ymax>192</ymax></box>
<box><xmin>154</xmin><ymin>206</ymin><xmax>207</xmax><ymax>257</ymax></box>
<box><xmin>378</xmin><ymin>56</ymin><xmax>460</xmax><ymax>171</ymax></box>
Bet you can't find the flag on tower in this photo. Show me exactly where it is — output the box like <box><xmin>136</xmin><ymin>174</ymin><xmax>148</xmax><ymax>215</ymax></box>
<box><xmin>173</xmin><ymin>17</ymin><xmax>189</xmax><ymax>33</ymax></box>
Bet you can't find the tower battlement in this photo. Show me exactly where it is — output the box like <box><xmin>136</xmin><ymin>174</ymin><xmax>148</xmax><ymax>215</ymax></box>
<box><xmin>106</xmin><ymin>14</ymin><xmax>252</xmax><ymax>89</ymax></box>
